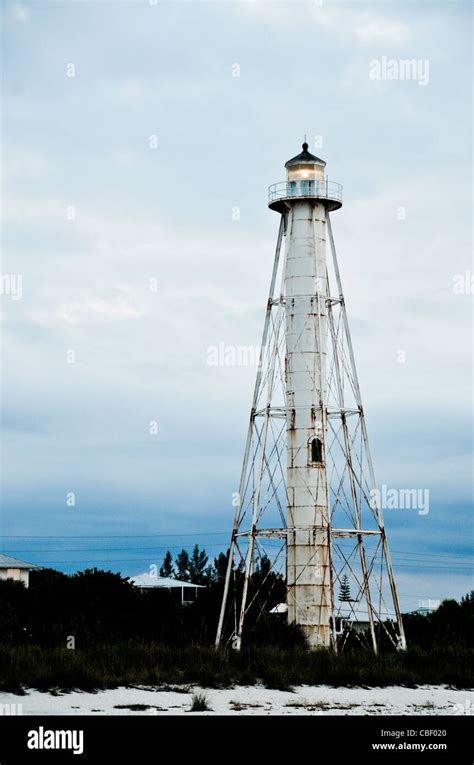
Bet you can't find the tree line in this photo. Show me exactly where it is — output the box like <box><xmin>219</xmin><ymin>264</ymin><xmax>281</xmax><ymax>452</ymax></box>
<box><xmin>159</xmin><ymin>545</ymin><xmax>225</xmax><ymax>585</ymax></box>
<box><xmin>0</xmin><ymin>546</ymin><xmax>292</xmax><ymax>649</ymax></box>
<box><xmin>0</xmin><ymin>544</ymin><xmax>472</xmax><ymax>652</ymax></box>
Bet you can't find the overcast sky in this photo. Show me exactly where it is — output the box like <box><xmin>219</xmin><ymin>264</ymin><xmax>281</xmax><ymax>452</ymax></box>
<box><xmin>1</xmin><ymin>0</ymin><xmax>472</xmax><ymax>611</ymax></box>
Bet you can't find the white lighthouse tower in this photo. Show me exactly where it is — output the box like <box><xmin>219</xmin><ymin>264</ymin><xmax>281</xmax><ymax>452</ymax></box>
<box><xmin>282</xmin><ymin>143</ymin><xmax>335</xmax><ymax>647</ymax></box>
<box><xmin>216</xmin><ymin>143</ymin><xmax>406</xmax><ymax>652</ymax></box>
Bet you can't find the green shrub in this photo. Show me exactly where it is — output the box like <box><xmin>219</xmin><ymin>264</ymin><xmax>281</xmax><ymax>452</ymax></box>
<box><xmin>0</xmin><ymin>643</ymin><xmax>472</xmax><ymax>692</ymax></box>
<box><xmin>189</xmin><ymin>692</ymin><xmax>211</xmax><ymax>712</ymax></box>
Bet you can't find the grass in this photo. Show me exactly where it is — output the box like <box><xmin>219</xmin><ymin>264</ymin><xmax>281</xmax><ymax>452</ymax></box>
<box><xmin>229</xmin><ymin>700</ymin><xmax>263</xmax><ymax>710</ymax></box>
<box><xmin>114</xmin><ymin>703</ymin><xmax>166</xmax><ymax>711</ymax></box>
<box><xmin>189</xmin><ymin>692</ymin><xmax>211</xmax><ymax>712</ymax></box>
<box><xmin>286</xmin><ymin>700</ymin><xmax>332</xmax><ymax>710</ymax></box>
<box><xmin>0</xmin><ymin>643</ymin><xmax>472</xmax><ymax>693</ymax></box>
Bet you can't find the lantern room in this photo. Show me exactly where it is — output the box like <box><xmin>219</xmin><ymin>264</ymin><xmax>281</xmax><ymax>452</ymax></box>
<box><xmin>268</xmin><ymin>141</ymin><xmax>343</xmax><ymax>213</ymax></box>
<box><xmin>285</xmin><ymin>141</ymin><xmax>326</xmax><ymax>182</ymax></box>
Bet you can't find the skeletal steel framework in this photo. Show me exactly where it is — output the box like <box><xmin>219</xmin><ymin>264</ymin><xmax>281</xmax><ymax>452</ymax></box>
<box><xmin>216</xmin><ymin>146</ymin><xmax>406</xmax><ymax>652</ymax></box>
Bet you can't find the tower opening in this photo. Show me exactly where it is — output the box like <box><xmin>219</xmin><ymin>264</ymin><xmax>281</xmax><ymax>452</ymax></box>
<box><xmin>310</xmin><ymin>436</ymin><xmax>323</xmax><ymax>464</ymax></box>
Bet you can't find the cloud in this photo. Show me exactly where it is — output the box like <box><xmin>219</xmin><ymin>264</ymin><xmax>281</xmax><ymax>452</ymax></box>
<box><xmin>10</xmin><ymin>4</ymin><xmax>30</xmax><ymax>23</ymax></box>
<box><xmin>354</xmin><ymin>14</ymin><xmax>410</xmax><ymax>45</ymax></box>
<box><xmin>310</xmin><ymin>6</ymin><xmax>410</xmax><ymax>46</ymax></box>
<box><xmin>1</xmin><ymin>0</ymin><xmax>471</xmax><ymax>589</ymax></box>
<box><xmin>3</xmin><ymin>146</ymin><xmax>50</xmax><ymax>181</ymax></box>
<box><xmin>38</xmin><ymin>296</ymin><xmax>144</xmax><ymax>326</ymax></box>
<box><xmin>235</xmin><ymin>0</ymin><xmax>293</xmax><ymax>24</ymax></box>
<box><xmin>98</xmin><ymin>78</ymin><xmax>153</xmax><ymax>108</ymax></box>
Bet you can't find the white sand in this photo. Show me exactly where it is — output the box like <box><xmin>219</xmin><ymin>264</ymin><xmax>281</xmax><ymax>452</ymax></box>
<box><xmin>0</xmin><ymin>685</ymin><xmax>472</xmax><ymax>716</ymax></box>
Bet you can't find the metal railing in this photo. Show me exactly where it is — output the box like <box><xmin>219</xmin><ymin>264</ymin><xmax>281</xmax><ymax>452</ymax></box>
<box><xmin>268</xmin><ymin>179</ymin><xmax>343</xmax><ymax>206</ymax></box>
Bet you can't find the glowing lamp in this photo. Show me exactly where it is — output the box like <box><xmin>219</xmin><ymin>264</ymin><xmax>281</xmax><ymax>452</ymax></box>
<box><xmin>285</xmin><ymin>141</ymin><xmax>326</xmax><ymax>183</ymax></box>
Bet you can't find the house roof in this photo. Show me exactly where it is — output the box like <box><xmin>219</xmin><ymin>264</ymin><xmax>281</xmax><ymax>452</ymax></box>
<box><xmin>269</xmin><ymin>602</ymin><xmax>288</xmax><ymax>614</ymax></box>
<box><xmin>129</xmin><ymin>573</ymin><xmax>204</xmax><ymax>589</ymax></box>
<box><xmin>0</xmin><ymin>553</ymin><xmax>41</xmax><ymax>570</ymax></box>
<box><xmin>285</xmin><ymin>142</ymin><xmax>326</xmax><ymax>168</ymax></box>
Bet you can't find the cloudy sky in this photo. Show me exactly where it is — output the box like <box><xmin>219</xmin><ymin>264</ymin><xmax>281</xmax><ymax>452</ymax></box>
<box><xmin>1</xmin><ymin>0</ymin><xmax>472</xmax><ymax>611</ymax></box>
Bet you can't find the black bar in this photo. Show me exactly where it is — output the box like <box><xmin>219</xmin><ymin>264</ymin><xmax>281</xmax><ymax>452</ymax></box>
<box><xmin>0</xmin><ymin>715</ymin><xmax>472</xmax><ymax>763</ymax></box>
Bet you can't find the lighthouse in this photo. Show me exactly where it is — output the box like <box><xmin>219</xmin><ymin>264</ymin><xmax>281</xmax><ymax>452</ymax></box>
<box><xmin>272</xmin><ymin>143</ymin><xmax>340</xmax><ymax>647</ymax></box>
<box><xmin>216</xmin><ymin>143</ymin><xmax>405</xmax><ymax>652</ymax></box>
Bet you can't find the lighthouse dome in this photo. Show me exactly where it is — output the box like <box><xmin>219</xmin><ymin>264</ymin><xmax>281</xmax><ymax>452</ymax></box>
<box><xmin>284</xmin><ymin>142</ymin><xmax>326</xmax><ymax>169</ymax></box>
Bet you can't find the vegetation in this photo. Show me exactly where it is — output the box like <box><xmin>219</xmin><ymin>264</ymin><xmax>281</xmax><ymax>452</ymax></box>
<box><xmin>0</xmin><ymin>545</ymin><xmax>472</xmax><ymax>692</ymax></box>
<box><xmin>338</xmin><ymin>574</ymin><xmax>352</xmax><ymax>602</ymax></box>
<box><xmin>189</xmin><ymin>691</ymin><xmax>211</xmax><ymax>712</ymax></box>
<box><xmin>159</xmin><ymin>551</ymin><xmax>174</xmax><ymax>578</ymax></box>
<box><xmin>0</xmin><ymin>549</ymin><xmax>290</xmax><ymax>649</ymax></box>
<box><xmin>402</xmin><ymin>591</ymin><xmax>474</xmax><ymax>649</ymax></box>
<box><xmin>0</xmin><ymin>643</ymin><xmax>472</xmax><ymax>693</ymax></box>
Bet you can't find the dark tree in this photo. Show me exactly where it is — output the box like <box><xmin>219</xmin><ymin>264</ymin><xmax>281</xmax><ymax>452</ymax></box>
<box><xmin>255</xmin><ymin>553</ymin><xmax>271</xmax><ymax>578</ymax></box>
<box><xmin>188</xmin><ymin>545</ymin><xmax>209</xmax><ymax>585</ymax></box>
<box><xmin>159</xmin><ymin>550</ymin><xmax>174</xmax><ymax>578</ymax></box>
<box><xmin>175</xmin><ymin>549</ymin><xmax>191</xmax><ymax>582</ymax></box>
<box><xmin>212</xmin><ymin>551</ymin><xmax>229</xmax><ymax>583</ymax></box>
<box><xmin>339</xmin><ymin>574</ymin><xmax>352</xmax><ymax>602</ymax></box>
<box><xmin>0</xmin><ymin>579</ymin><xmax>28</xmax><ymax>644</ymax></box>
